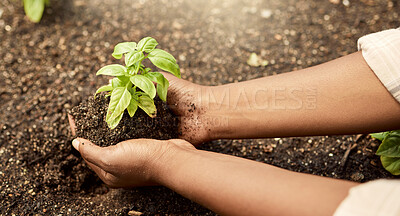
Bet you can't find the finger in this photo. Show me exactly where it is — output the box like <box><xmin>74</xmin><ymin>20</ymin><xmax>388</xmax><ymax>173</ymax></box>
<box><xmin>72</xmin><ymin>138</ymin><xmax>110</xmax><ymax>169</ymax></box>
<box><xmin>68</xmin><ymin>114</ymin><xmax>77</xmax><ymax>136</ymax></box>
<box><xmin>169</xmin><ymin>138</ymin><xmax>191</xmax><ymax>146</ymax></box>
<box><xmin>84</xmin><ymin>159</ymin><xmax>108</xmax><ymax>180</ymax></box>
<box><xmin>160</xmin><ymin>72</ymin><xmax>178</xmax><ymax>82</ymax></box>
<box><xmin>160</xmin><ymin>72</ymin><xmax>189</xmax><ymax>108</ymax></box>
<box><xmin>160</xmin><ymin>72</ymin><xmax>183</xmax><ymax>91</ymax></box>
<box><xmin>83</xmin><ymin>159</ymin><xmax>118</xmax><ymax>187</ymax></box>
<box><xmin>169</xmin><ymin>139</ymin><xmax>197</xmax><ymax>149</ymax></box>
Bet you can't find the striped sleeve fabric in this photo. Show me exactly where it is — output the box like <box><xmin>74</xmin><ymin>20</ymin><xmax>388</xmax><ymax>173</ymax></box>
<box><xmin>357</xmin><ymin>28</ymin><xmax>400</xmax><ymax>103</ymax></box>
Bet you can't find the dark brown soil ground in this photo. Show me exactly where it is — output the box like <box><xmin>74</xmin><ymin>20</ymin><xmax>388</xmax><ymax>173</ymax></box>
<box><xmin>0</xmin><ymin>0</ymin><xmax>399</xmax><ymax>215</ymax></box>
<box><xmin>71</xmin><ymin>96</ymin><xmax>179</xmax><ymax>147</ymax></box>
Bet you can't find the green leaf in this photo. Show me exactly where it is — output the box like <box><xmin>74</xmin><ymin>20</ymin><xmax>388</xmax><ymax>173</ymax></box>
<box><xmin>138</xmin><ymin>95</ymin><xmax>157</xmax><ymax>118</ymax></box>
<box><xmin>95</xmin><ymin>84</ymin><xmax>113</xmax><ymax>96</ymax></box>
<box><xmin>106</xmin><ymin>87</ymin><xmax>131</xmax><ymax>126</ymax></box>
<box><xmin>376</xmin><ymin>131</ymin><xmax>400</xmax><ymax>157</ymax></box>
<box><xmin>143</xmin><ymin>72</ymin><xmax>164</xmax><ymax>85</ymax></box>
<box><xmin>127</xmin><ymin>65</ymin><xmax>138</xmax><ymax>75</ymax></box>
<box><xmin>144</xmin><ymin>72</ymin><xmax>169</xmax><ymax>101</ymax></box>
<box><xmin>148</xmin><ymin>49</ymin><xmax>181</xmax><ymax>78</ymax></box>
<box><xmin>156</xmin><ymin>78</ymin><xmax>169</xmax><ymax>102</ymax></box>
<box><xmin>137</xmin><ymin>37</ymin><xmax>158</xmax><ymax>53</ymax></box>
<box><xmin>108</xmin><ymin>112</ymin><xmax>124</xmax><ymax>130</ymax></box>
<box><xmin>371</xmin><ymin>132</ymin><xmax>389</xmax><ymax>141</ymax></box>
<box><xmin>23</xmin><ymin>0</ymin><xmax>46</xmax><ymax>23</ymax></box>
<box><xmin>111</xmin><ymin>77</ymin><xmax>129</xmax><ymax>88</ymax></box>
<box><xmin>125</xmin><ymin>51</ymin><xmax>144</xmax><ymax>67</ymax></box>
<box><xmin>130</xmin><ymin>75</ymin><xmax>156</xmax><ymax>99</ymax></box>
<box><xmin>127</xmin><ymin>98</ymin><xmax>139</xmax><ymax>117</ymax></box>
<box><xmin>381</xmin><ymin>156</ymin><xmax>400</xmax><ymax>175</ymax></box>
<box><xmin>112</xmin><ymin>42</ymin><xmax>137</xmax><ymax>59</ymax></box>
<box><xmin>97</xmin><ymin>64</ymin><xmax>127</xmax><ymax>77</ymax></box>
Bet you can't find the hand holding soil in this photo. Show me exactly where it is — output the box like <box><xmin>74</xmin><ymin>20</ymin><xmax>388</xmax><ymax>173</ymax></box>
<box><xmin>71</xmin><ymin>138</ymin><xmax>195</xmax><ymax>188</ymax></box>
<box><xmin>69</xmin><ymin>114</ymin><xmax>196</xmax><ymax>188</ymax></box>
<box><xmin>67</xmin><ymin>70</ymin><xmax>213</xmax><ymax>188</ymax></box>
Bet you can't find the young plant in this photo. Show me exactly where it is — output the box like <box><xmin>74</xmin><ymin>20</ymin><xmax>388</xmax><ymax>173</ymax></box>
<box><xmin>371</xmin><ymin>130</ymin><xmax>400</xmax><ymax>175</ymax></box>
<box><xmin>95</xmin><ymin>37</ymin><xmax>181</xmax><ymax>129</ymax></box>
<box><xmin>23</xmin><ymin>0</ymin><xmax>50</xmax><ymax>23</ymax></box>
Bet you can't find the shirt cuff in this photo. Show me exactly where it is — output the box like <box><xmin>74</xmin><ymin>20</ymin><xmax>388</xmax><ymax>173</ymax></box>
<box><xmin>334</xmin><ymin>179</ymin><xmax>400</xmax><ymax>216</ymax></box>
<box><xmin>358</xmin><ymin>28</ymin><xmax>400</xmax><ymax>104</ymax></box>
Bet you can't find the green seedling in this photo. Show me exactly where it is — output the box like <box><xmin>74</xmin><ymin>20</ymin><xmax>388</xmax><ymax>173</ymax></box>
<box><xmin>371</xmin><ymin>130</ymin><xmax>400</xmax><ymax>175</ymax></box>
<box><xmin>23</xmin><ymin>0</ymin><xmax>50</xmax><ymax>23</ymax></box>
<box><xmin>96</xmin><ymin>37</ymin><xmax>181</xmax><ymax>129</ymax></box>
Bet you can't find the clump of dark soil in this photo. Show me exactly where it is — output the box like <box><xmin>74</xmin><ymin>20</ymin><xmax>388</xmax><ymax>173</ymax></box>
<box><xmin>71</xmin><ymin>95</ymin><xmax>179</xmax><ymax>147</ymax></box>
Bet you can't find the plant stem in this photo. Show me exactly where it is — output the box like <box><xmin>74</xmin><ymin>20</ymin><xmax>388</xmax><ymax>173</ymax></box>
<box><xmin>135</xmin><ymin>55</ymin><xmax>149</xmax><ymax>75</ymax></box>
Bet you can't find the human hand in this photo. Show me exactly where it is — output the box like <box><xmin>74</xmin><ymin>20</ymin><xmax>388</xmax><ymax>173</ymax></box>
<box><xmin>71</xmin><ymin>138</ymin><xmax>194</xmax><ymax>188</ymax></box>
<box><xmin>69</xmin><ymin>115</ymin><xmax>195</xmax><ymax>188</ymax></box>
<box><xmin>162</xmin><ymin>73</ymin><xmax>212</xmax><ymax>145</ymax></box>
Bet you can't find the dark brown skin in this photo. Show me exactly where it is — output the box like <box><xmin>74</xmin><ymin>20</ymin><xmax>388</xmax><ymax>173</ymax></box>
<box><xmin>161</xmin><ymin>72</ymin><xmax>211</xmax><ymax>146</ymax></box>
<box><xmin>70</xmin><ymin>51</ymin><xmax>400</xmax><ymax>216</ymax></box>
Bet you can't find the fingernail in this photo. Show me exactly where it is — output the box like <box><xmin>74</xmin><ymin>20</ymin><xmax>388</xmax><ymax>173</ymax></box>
<box><xmin>72</xmin><ymin>139</ymin><xmax>79</xmax><ymax>150</ymax></box>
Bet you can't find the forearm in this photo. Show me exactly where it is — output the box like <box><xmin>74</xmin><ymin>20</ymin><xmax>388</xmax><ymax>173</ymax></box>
<box><xmin>202</xmin><ymin>51</ymin><xmax>400</xmax><ymax>139</ymax></box>
<box><xmin>153</xmin><ymin>146</ymin><xmax>358</xmax><ymax>216</ymax></box>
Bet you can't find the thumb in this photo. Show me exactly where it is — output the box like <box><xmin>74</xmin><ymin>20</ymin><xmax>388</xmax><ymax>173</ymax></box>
<box><xmin>160</xmin><ymin>72</ymin><xmax>179</xmax><ymax>82</ymax></box>
<box><xmin>169</xmin><ymin>139</ymin><xmax>196</xmax><ymax>151</ymax></box>
<box><xmin>72</xmin><ymin>138</ymin><xmax>109</xmax><ymax>168</ymax></box>
<box><xmin>160</xmin><ymin>72</ymin><xmax>195</xmax><ymax>105</ymax></box>
<box><xmin>160</xmin><ymin>72</ymin><xmax>185</xmax><ymax>91</ymax></box>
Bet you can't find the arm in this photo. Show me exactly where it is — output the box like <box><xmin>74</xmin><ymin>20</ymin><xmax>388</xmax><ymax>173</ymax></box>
<box><xmin>156</xmin><ymin>144</ymin><xmax>358</xmax><ymax>216</ymax></box>
<box><xmin>193</xmin><ymin>51</ymin><xmax>400</xmax><ymax>140</ymax></box>
<box><xmin>71</xmin><ymin>138</ymin><xmax>358</xmax><ymax>216</ymax></box>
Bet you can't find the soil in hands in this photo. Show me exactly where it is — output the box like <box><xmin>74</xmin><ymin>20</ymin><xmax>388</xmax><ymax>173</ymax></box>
<box><xmin>70</xmin><ymin>95</ymin><xmax>180</xmax><ymax>147</ymax></box>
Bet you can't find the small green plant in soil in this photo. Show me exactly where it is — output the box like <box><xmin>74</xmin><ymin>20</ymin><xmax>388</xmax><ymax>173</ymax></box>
<box><xmin>23</xmin><ymin>0</ymin><xmax>50</xmax><ymax>23</ymax></box>
<box><xmin>96</xmin><ymin>37</ymin><xmax>180</xmax><ymax>129</ymax></box>
<box><xmin>371</xmin><ymin>130</ymin><xmax>400</xmax><ymax>175</ymax></box>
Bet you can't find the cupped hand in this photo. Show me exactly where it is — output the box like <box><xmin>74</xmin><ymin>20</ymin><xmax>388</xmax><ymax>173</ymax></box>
<box><xmin>66</xmin><ymin>72</ymin><xmax>213</xmax><ymax>187</ymax></box>
<box><xmin>68</xmin><ymin>115</ymin><xmax>195</xmax><ymax>188</ymax></box>
<box><xmin>162</xmin><ymin>73</ymin><xmax>212</xmax><ymax>145</ymax></box>
<box><xmin>71</xmin><ymin>137</ymin><xmax>194</xmax><ymax>188</ymax></box>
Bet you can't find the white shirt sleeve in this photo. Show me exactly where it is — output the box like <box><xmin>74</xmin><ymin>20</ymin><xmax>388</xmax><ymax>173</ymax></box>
<box><xmin>334</xmin><ymin>179</ymin><xmax>400</xmax><ymax>216</ymax></box>
<box><xmin>334</xmin><ymin>28</ymin><xmax>400</xmax><ymax>216</ymax></box>
<box><xmin>357</xmin><ymin>28</ymin><xmax>400</xmax><ymax>103</ymax></box>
